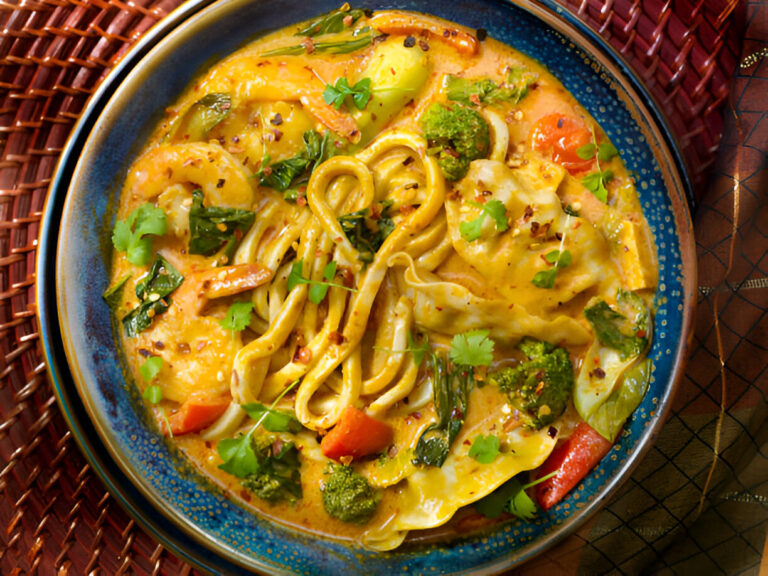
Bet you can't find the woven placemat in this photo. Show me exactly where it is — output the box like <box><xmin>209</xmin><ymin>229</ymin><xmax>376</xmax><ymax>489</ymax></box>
<box><xmin>0</xmin><ymin>1</ymin><xmax>755</xmax><ymax>574</ymax></box>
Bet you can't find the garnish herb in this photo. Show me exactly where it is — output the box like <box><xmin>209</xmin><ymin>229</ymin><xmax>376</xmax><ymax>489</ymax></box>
<box><xmin>371</xmin><ymin>331</ymin><xmax>430</xmax><ymax>367</ymax></box>
<box><xmin>140</xmin><ymin>356</ymin><xmax>163</xmax><ymax>383</ymax></box>
<box><xmin>168</xmin><ymin>93</ymin><xmax>231</xmax><ymax>142</ymax></box>
<box><xmin>449</xmin><ymin>329</ymin><xmax>495</xmax><ymax>367</ymax></box>
<box><xmin>122</xmin><ymin>255</ymin><xmax>184</xmax><ymax>337</ymax></box>
<box><xmin>112</xmin><ymin>203</ymin><xmax>167</xmax><ymax>266</ymax></box>
<box><xmin>475</xmin><ymin>469</ymin><xmax>560</xmax><ymax>520</ymax></box>
<box><xmin>220</xmin><ymin>301</ymin><xmax>254</xmax><ymax>335</ymax></box>
<box><xmin>260</xmin><ymin>130</ymin><xmax>335</xmax><ymax>194</ymax></box>
<box><xmin>188</xmin><ymin>190</ymin><xmax>255</xmax><ymax>259</ymax></box>
<box><xmin>444</xmin><ymin>66</ymin><xmax>538</xmax><ymax>106</ymax></box>
<box><xmin>286</xmin><ymin>259</ymin><xmax>356</xmax><ymax>305</ymax></box>
<box><xmin>103</xmin><ymin>273</ymin><xmax>132</xmax><ymax>311</ymax></box>
<box><xmin>584</xmin><ymin>290</ymin><xmax>649</xmax><ymax>359</ymax></box>
<box><xmin>459</xmin><ymin>199</ymin><xmax>508</xmax><ymax>242</ymax></box>
<box><xmin>337</xmin><ymin>200</ymin><xmax>395</xmax><ymax>263</ymax></box>
<box><xmin>323</xmin><ymin>77</ymin><xmax>372</xmax><ymax>110</ymax></box>
<box><xmin>143</xmin><ymin>384</ymin><xmax>163</xmax><ymax>404</ymax></box>
<box><xmin>217</xmin><ymin>379</ymin><xmax>300</xmax><ymax>478</ymax></box>
<box><xmin>468</xmin><ymin>434</ymin><xmax>500</xmax><ymax>464</ymax></box>
<box><xmin>577</xmin><ymin>128</ymin><xmax>619</xmax><ymax>203</ymax></box>
<box><xmin>413</xmin><ymin>330</ymin><xmax>496</xmax><ymax>467</ymax></box>
<box><xmin>532</xmin><ymin>249</ymin><xmax>572</xmax><ymax>289</ymax></box>
<box><xmin>241</xmin><ymin>403</ymin><xmax>302</xmax><ymax>433</ymax></box>
<box><xmin>295</xmin><ymin>6</ymin><xmax>365</xmax><ymax>37</ymax></box>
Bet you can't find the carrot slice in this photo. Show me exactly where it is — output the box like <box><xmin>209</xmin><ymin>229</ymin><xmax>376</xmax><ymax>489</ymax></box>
<box><xmin>530</xmin><ymin>113</ymin><xmax>594</xmax><ymax>174</ymax></box>
<box><xmin>320</xmin><ymin>405</ymin><xmax>394</xmax><ymax>461</ymax></box>
<box><xmin>165</xmin><ymin>396</ymin><xmax>230</xmax><ymax>436</ymax></box>
<box><xmin>534</xmin><ymin>421</ymin><xmax>614</xmax><ymax>510</ymax></box>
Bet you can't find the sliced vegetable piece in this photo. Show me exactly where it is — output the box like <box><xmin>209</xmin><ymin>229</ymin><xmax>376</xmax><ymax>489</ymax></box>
<box><xmin>168</xmin><ymin>93</ymin><xmax>231</xmax><ymax>142</ymax></box>
<box><xmin>530</xmin><ymin>113</ymin><xmax>594</xmax><ymax>173</ymax></box>
<box><xmin>321</xmin><ymin>405</ymin><xmax>394</xmax><ymax>461</ymax></box>
<box><xmin>586</xmin><ymin>358</ymin><xmax>650</xmax><ymax>441</ymax></box>
<box><xmin>534</xmin><ymin>421</ymin><xmax>613</xmax><ymax>510</ymax></box>
<box><xmin>165</xmin><ymin>396</ymin><xmax>231</xmax><ymax>436</ymax></box>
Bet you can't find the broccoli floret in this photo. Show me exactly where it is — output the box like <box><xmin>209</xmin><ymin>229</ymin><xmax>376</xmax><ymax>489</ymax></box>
<box><xmin>420</xmin><ymin>102</ymin><xmax>490</xmax><ymax>181</ymax></box>
<box><xmin>488</xmin><ymin>338</ymin><xmax>574</xmax><ymax>429</ymax></box>
<box><xmin>242</xmin><ymin>435</ymin><xmax>303</xmax><ymax>504</ymax></box>
<box><xmin>322</xmin><ymin>464</ymin><xmax>379</xmax><ymax>524</ymax></box>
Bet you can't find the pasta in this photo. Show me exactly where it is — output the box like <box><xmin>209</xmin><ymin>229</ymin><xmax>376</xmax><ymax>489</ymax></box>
<box><xmin>107</xmin><ymin>6</ymin><xmax>657</xmax><ymax>550</ymax></box>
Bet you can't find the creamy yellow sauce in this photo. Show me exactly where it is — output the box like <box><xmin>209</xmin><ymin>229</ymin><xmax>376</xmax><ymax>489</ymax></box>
<box><xmin>109</xmin><ymin>8</ymin><xmax>657</xmax><ymax>550</ymax></box>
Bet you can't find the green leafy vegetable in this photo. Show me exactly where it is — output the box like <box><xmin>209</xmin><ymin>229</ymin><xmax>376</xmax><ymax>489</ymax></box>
<box><xmin>412</xmin><ymin>353</ymin><xmax>471</xmax><ymax>467</ymax></box>
<box><xmin>337</xmin><ymin>200</ymin><xmax>395</xmax><ymax>263</ymax></box>
<box><xmin>323</xmin><ymin>77</ymin><xmax>372</xmax><ymax>110</ymax></box>
<box><xmin>262</xmin><ymin>27</ymin><xmax>373</xmax><ymax>57</ymax></box>
<box><xmin>475</xmin><ymin>470</ymin><xmax>560</xmax><ymax>520</ymax></box>
<box><xmin>112</xmin><ymin>203</ymin><xmax>167</xmax><ymax>266</ymax></box>
<box><xmin>103</xmin><ymin>273</ymin><xmax>132</xmax><ymax>311</ymax></box>
<box><xmin>408</xmin><ymin>331</ymin><xmax>430</xmax><ymax>367</ymax></box>
<box><xmin>260</xmin><ymin>130</ymin><xmax>335</xmax><ymax>193</ymax></box>
<box><xmin>286</xmin><ymin>259</ymin><xmax>356</xmax><ymax>305</ymax></box>
<box><xmin>577</xmin><ymin>128</ymin><xmax>619</xmax><ymax>203</ymax></box>
<box><xmin>584</xmin><ymin>290</ymin><xmax>649</xmax><ymax>359</ymax></box>
<box><xmin>450</xmin><ymin>329</ymin><xmax>495</xmax><ymax>367</ymax></box>
<box><xmin>295</xmin><ymin>7</ymin><xmax>365</xmax><ymax>37</ymax></box>
<box><xmin>468</xmin><ymin>434</ymin><xmax>500</xmax><ymax>464</ymax></box>
<box><xmin>444</xmin><ymin>66</ymin><xmax>537</xmax><ymax>106</ymax></box>
<box><xmin>220</xmin><ymin>301</ymin><xmax>254</xmax><ymax>333</ymax></box>
<box><xmin>122</xmin><ymin>255</ymin><xmax>184</xmax><ymax>337</ymax></box>
<box><xmin>242</xmin><ymin>403</ymin><xmax>302</xmax><ymax>433</ymax></box>
<box><xmin>420</xmin><ymin>102</ymin><xmax>490</xmax><ymax>181</ymax></box>
<box><xmin>459</xmin><ymin>199</ymin><xmax>508</xmax><ymax>242</ymax></box>
<box><xmin>142</xmin><ymin>384</ymin><xmax>163</xmax><ymax>404</ymax></box>
<box><xmin>489</xmin><ymin>338</ymin><xmax>574</xmax><ymax>429</ymax></box>
<box><xmin>188</xmin><ymin>190</ymin><xmax>255</xmax><ymax>258</ymax></box>
<box><xmin>241</xmin><ymin>435</ymin><xmax>303</xmax><ymax>503</ymax></box>
<box><xmin>532</xmin><ymin>249</ymin><xmax>572</xmax><ymax>289</ymax></box>
<box><xmin>139</xmin><ymin>356</ymin><xmax>163</xmax><ymax>383</ymax></box>
<box><xmin>581</xmin><ymin>169</ymin><xmax>614</xmax><ymax>204</ymax></box>
<box><xmin>168</xmin><ymin>93</ymin><xmax>231</xmax><ymax>142</ymax></box>
<box><xmin>322</xmin><ymin>463</ymin><xmax>379</xmax><ymax>524</ymax></box>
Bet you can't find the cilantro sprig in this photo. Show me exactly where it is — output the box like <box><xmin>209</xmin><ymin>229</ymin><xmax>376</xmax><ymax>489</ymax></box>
<box><xmin>139</xmin><ymin>356</ymin><xmax>172</xmax><ymax>436</ymax></box>
<box><xmin>459</xmin><ymin>199</ymin><xmax>509</xmax><ymax>242</ymax></box>
<box><xmin>220</xmin><ymin>301</ymin><xmax>254</xmax><ymax>333</ymax></box>
<box><xmin>475</xmin><ymin>469</ymin><xmax>560</xmax><ymax>520</ymax></box>
<box><xmin>286</xmin><ymin>260</ymin><xmax>356</xmax><ymax>305</ymax></box>
<box><xmin>372</xmin><ymin>331</ymin><xmax>430</xmax><ymax>367</ymax></box>
<box><xmin>217</xmin><ymin>379</ymin><xmax>300</xmax><ymax>478</ymax></box>
<box><xmin>468</xmin><ymin>433</ymin><xmax>500</xmax><ymax>464</ymax></box>
<box><xmin>449</xmin><ymin>329</ymin><xmax>495</xmax><ymax>367</ymax></box>
<box><xmin>576</xmin><ymin>129</ymin><xmax>619</xmax><ymax>203</ymax></box>
<box><xmin>140</xmin><ymin>356</ymin><xmax>163</xmax><ymax>383</ymax></box>
<box><xmin>532</xmin><ymin>249</ymin><xmax>572</xmax><ymax>289</ymax></box>
<box><xmin>112</xmin><ymin>203</ymin><xmax>167</xmax><ymax>266</ymax></box>
<box><xmin>323</xmin><ymin>77</ymin><xmax>372</xmax><ymax>110</ymax></box>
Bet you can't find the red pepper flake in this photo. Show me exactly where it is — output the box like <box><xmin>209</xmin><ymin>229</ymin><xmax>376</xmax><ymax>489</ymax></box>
<box><xmin>297</xmin><ymin>195</ymin><xmax>307</xmax><ymax>207</ymax></box>
<box><xmin>293</xmin><ymin>347</ymin><xmax>312</xmax><ymax>364</ymax></box>
<box><xmin>418</xmin><ymin>39</ymin><xmax>430</xmax><ymax>51</ymax></box>
<box><xmin>271</xmin><ymin>128</ymin><xmax>283</xmax><ymax>141</ymax></box>
<box><xmin>535</xmin><ymin>380</ymin><xmax>546</xmax><ymax>395</ymax></box>
<box><xmin>446</xmin><ymin>190</ymin><xmax>461</xmax><ymax>201</ymax></box>
<box><xmin>404</xmin><ymin>182</ymin><xmax>419</xmax><ymax>190</ymax></box>
<box><xmin>523</xmin><ymin>205</ymin><xmax>534</xmax><ymax>221</ymax></box>
<box><xmin>154</xmin><ymin>341</ymin><xmax>165</xmax><ymax>350</ymax></box>
<box><xmin>177</xmin><ymin>342</ymin><xmax>191</xmax><ymax>354</ymax></box>
<box><xmin>343</xmin><ymin>14</ymin><xmax>353</xmax><ymax>26</ymax></box>
<box><xmin>403</xmin><ymin>35</ymin><xmax>416</xmax><ymax>48</ymax></box>
<box><xmin>469</xmin><ymin>93</ymin><xmax>482</xmax><ymax>106</ymax></box>
<box><xmin>339</xmin><ymin>266</ymin><xmax>355</xmax><ymax>288</ymax></box>
<box><xmin>530</xmin><ymin>221</ymin><xmax>540</xmax><ymax>235</ymax></box>
<box><xmin>196</xmin><ymin>340</ymin><xmax>207</xmax><ymax>351</ymax></box>
<box><xmin>435</xmin><ymin>305</ymin><xmax>443</xmax><ymax>311</ymax></box>
<box><xmin>329</xmin><ymin>331</ymin><xmax>346</xmax><ymax>345</ymax></box>
<box><xmin>402</xmin><ymin>155</ymin><xmax>415</xmax><ymax>166</ymax></box>
<box><xmin>399</xmin><ymin>204</ymin><xmax>416</xmax><ymax>216</ymax></box>
<box><xmin>473</xmin><ymin>194</ymin><xmax>487</xmax><ymax>204</ymax></box>
<box><xmin>636</xmin><ymin>329</ymin><xmax>647</xmax><ymax>338</ymax></box>
<box><xmin>301</xmin><ymin>37</ymin><xmax>315</xmax><ymax>54</ymax></box>
<box><xmin>412</xmin><ymin>411</ymin><xmax>421</xmax><ymax>419</ymax></box>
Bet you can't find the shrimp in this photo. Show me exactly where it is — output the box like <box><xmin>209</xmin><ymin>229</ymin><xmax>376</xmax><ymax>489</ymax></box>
<box><xmin>368</xmin><ymin>11</ymin><xmax>479</xmax><ymax>55</ymax></box>
<box><xmin>194</xmin><ymin>58</ymin><xmax>360</xmax><ymax>142</ymax></box>
<box><xmin>124</xmin><ymin>142</ymin><xmax>256</xmax><ymax>209</ymax></box>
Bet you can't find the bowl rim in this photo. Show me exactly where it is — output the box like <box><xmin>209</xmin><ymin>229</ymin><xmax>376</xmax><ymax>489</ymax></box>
<box><xmin>36</xmin><ymin>0</ymin><xmax>698</xmax><ymax>573</ymax></box>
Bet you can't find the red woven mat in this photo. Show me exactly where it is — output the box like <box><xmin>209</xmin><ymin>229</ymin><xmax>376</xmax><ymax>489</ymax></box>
<box><xmin>0</xmin><ymin>1</ymin><xmax>759</xmax><ymax>574</ymax></box>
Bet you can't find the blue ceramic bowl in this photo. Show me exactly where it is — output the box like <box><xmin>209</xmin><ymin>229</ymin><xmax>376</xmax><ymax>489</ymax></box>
<box><xmin>37</xmin><ymin>0</ymin><xmax>696</xmax><ymax>573</ymax></box>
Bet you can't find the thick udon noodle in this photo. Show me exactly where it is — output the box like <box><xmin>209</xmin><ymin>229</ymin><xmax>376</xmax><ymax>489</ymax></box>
<box><xmin>109</xmin><ymin>8</ymin><xmax>657</xmax><ymax>550</ymax></box>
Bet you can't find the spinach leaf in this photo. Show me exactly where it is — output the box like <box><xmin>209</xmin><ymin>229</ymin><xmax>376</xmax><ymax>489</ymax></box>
<box><xmin>188</xmin><ymin>189</ymin><xmax>255</xmax><ymax>257</ymax></box>
<box><xmin>262</xmin><ymin>28</ymin><xmax>373</xmax><ymax>57</ymax></box>
<box><xmin>412</xmin><ymin>353</ymin><xmax>471</xmax><ymax>467</ymax></box>
<box><xmin>260</xmin><ymin>130</ymin><xmax>334</xmax><ymax>194</ymax></box>
<box><xmin>295</xmin><ymin>7</ymin><xmax>365</xmax><ymax>37</ymax></box>
<box><xmin>337</xmin><ymin>200</ymin><xmax>395</xmax><ymax>263</ymax></box>
<box><xmin>122</xmin><ymin>255</ymin><xmax>184</xmax><ymax>337</ymax></box>
<box><xmin>112</xmin><ymin>203</ymin><xmax>167</xmax><ymax>266</ymax></box>
<box><xmin>584</xmin><ymin>290</ymin><xmax>649</xmax><ymax>359</ymax></box>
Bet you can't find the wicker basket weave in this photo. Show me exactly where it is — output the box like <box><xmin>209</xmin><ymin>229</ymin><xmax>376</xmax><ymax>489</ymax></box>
<box><xmin>0</xmin><ymin>1</ymin><xmax>745</xmax><ymax>573</ymax></box>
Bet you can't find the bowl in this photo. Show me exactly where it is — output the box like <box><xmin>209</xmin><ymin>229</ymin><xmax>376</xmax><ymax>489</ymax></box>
<box><xmin>37</xmin><ymin>0</ymin><xmax>697</xmax><ymax>573</ymax></box>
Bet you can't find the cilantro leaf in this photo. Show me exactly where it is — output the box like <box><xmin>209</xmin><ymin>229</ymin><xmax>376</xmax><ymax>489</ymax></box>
<box><xmin>142</xmin><ymin>384</ymin><xmax>163</xmax><ymax>404</ymax></box>
<box><xmin>506</xmin><ymin>478</ymin><xmax>537</xmax><ymax>520</ymax></box>
<box><xmin>218</xmin><ymin>434</ymin><xmax>260</xmax><ymax>478</ymax></box>
<box><xmin>112</xmin><ymin>203</ymin><xmax>167</xmax><ymax>266</ymax></box>
<box><xmin>139</xmin><ymin>356</ymin><xmax>163</xmax><ymax>383</ymax></box>
<box><xmin>581</xmin><ymin>169</ymin><xmax>613</xmax><ymax>203</ymax></box>
<box><xmin>576</xmin><ymin>142</ymin><xmax>596</xmax><ymax>160</ymax></box>
<box><xmin>532</xmin><ymin>249</ymin><xmax>571</xmax><ymax>289</ymax></box>
<box><xmin>286</xmin><ymin>259</ymin><xmax>355</xmax><ymax>304</ymax></box>
<box><xmin>220</xmin><ymin>301</ymin><xmax>254</xmax><ymax>332</ymax></box>
<box><xmin>323</xmin><ymin>77</ymin><xmax>372</xmax><ymax>110</ymax></box>
<box><xmin>450</xmin><ymin>329</ymin><xmax>494</xmax><ymax>367</ymax></box>
<box><xmin>597</xmin><ymin>142</ymin><xmax>619</xmax><ymax>162</ymax></box>
<box><xmin>459</xmin><ymin>200</ymin><xmax>508</xmax><ymax>242</ymax></box>
<box><xmin>468</xmin><ymin>434</ymin><xmax>500</xmax><ymax>464</ymax></box>
<box><xmin>242</xmin><ymin>403</ymin><xmax>302</xmax><ymax>433</ymax></box>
